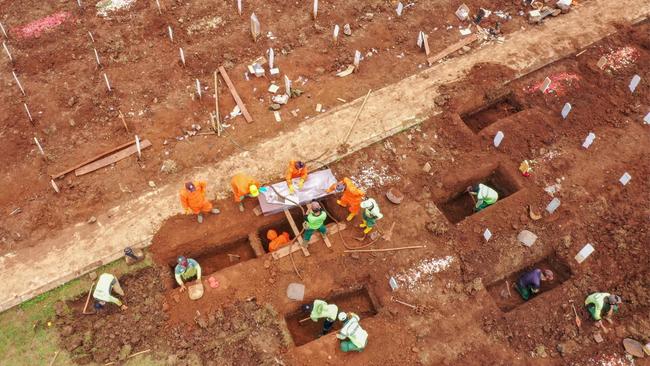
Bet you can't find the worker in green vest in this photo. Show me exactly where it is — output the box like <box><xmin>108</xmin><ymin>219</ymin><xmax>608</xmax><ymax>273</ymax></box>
<box><xmin>337</xmin><ymin>312</ymin><xmax>368</xmax><ymax>352</ymax></box>
<box><xmin>302</xmin><ymin>299</ymin><xmax>340</xmax><ymax>336</ymax></box>
<box><xmin>303</xmin><ymin>202</ymin><xmax>327</xmax><ymax>245</ymax></box>
<box><xmin>175</xmin><ymin>256</ymin><xmax>202</xmax><ymax>292</ymax></box>
<box><xmin>93</xmin><ymin>273</ymin><xmax>128</xmax><ymax>311</ymax></box>
<box><xmin>467</xmin><ymin>184</ymin><xmax>499</xmax><ymax>212</ymax></box>
<box><xmin>585</xmin><ymin>292</ymin><xmax>622</xmax><ymax>329</ymax></box>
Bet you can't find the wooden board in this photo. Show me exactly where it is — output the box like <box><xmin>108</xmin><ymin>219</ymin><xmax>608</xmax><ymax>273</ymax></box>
<box><xmin>284</xmin><ymin>209</ymin><xmax>310</xmax><ymax>257</ymax></box>
<box><xmin>423</xmin><ymin>34</ymin><xmax>431</xmax><ymax>56</ymax></box>
<box><xmin>75</xmin><ymin>140</ymin><xmax>152</xmax><ymax>176</ymax></box>
<box><xmin>51</xmin><ymin>140</ymin><xmax>139</xmax><ymax>179</ymax></box>
<box><xmin>248</xmin><ymin>232</ymin><xmax>265</xmax><ymax>257</ymax></box>
<box><xmin>218</xmin><ymin>66</ymin><xmax>253</xmax><ymax>123</ymax></box>
<box><xmin>427</xmin><ymin>33</ymin><xmax>479</xmax><ymax>66</ymax></box>
<box><xmin>272</xmin><ymin>222</ymin><xmax>345</xmax><ymax>260</ymax></box>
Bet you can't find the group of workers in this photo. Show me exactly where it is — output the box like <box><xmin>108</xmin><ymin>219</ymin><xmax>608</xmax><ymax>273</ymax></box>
<box><xmin>515</xmin><ymin>267</ymin><xmax>622</xmax><ymax>329</ymax></box>
<box><xmin>181</xmin><ymin>159</ymin><xmax>384</xmax><ymax>253</ymax></box>
<box><xmin>303</xmin><ymin>299</ymin><xmax>369</xmax><ymax>352</ymax></box>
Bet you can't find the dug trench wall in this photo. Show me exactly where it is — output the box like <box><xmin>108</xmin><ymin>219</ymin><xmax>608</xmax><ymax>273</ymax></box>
<box><xmin>0</xmin><ymin>0</ymin><xmax>648</xmax><ymax>312</ymax></box>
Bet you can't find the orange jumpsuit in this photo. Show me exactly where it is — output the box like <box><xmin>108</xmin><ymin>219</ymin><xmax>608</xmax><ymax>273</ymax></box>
<box><xmin>286</xmin><ymin>160</ymin><xmax>308</xmax><ymax>187</ymax></box>
<box><xmin>231</xmin><ymin>173</ymin><xmax>260</xmax><ymax>202</ymax></box>
<box><xmin>267</xmin><ymin>230</ymin><xmax>291</xmax><ymax>252</ymax></box>
<box><xmin>180</xmin><ymin>181</ymin><xmax>213</xmax><ymax>214</ymax></box>
<box><xmin>328</xmin><ymin>177</ymin><xmax>364</xmax><ymax>215</ymax></box>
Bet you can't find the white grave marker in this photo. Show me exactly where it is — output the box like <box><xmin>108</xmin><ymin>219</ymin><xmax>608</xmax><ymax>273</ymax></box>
<box><xmin>546</xmin><ymin>197</ymin><xmax>561</xmax><ymax>214</ymax></box>
<box><xmin>34</xmin><ymin>137</ymin><xmax>45</xmax><ymax>156</ymax></box>
<box><xmin>0</xmin><ymin>22</ymin><xmax>7</xmax><ymax>38</ymax></box>
<box><xmin>103</xmin><ymin>73</ymin><xmax>112</xmax><ymax>92</ymax></box>
<box><xmin>540</xmin><ymin>77</ymin><xmax>552</xmax><ymax>93</ymax></box>
<box><xmin>561</xmin><ymin>102</ymin><xmax>572</xmax><ymax>119</ymax></box>
<box><xmin>313</xmin><ymin>0</ymin><xmax>318</xmax><ymax>19</ymax></box>
<box><xmin>77</xmin><ymin>0</ymin><xmax>82</xmax><ymax>7</ymax></box>
<box><xmin>179</xmin><ymin>48</ymin><xmax>186</xmax><ymax>66</ymax></box>
<box><xmin>135</xmin><ymin>135</ymin><xmax>142</xmax><ymax>159</ymax></box>
<box><xmin>596</xmin><ymin>56</ymin><xmax>607</xmax><ymax>69</ymax></box>
<box><xmin>195</xmin><ymin>79</ymin><xmax>202</xmax><ymax>99</ymax></box>
<box><xmin>644</xmin><ymin>112</ymin><xmax>650</xmax><ymax>125</ymax></box>
<box><xmin>493</xmin><ymin>131</ymin><xmax>504</xmax><ymax>147</ymax></box>
<box><xmin>23</xmin><ymin>103</ymin><xmax>33</xmax><ymax>122</ymax></box>
<box><xmin>333</xmin><ymin>25</ymin><xmax>340</xmax><ymax>44</ymax></box>
<box><xmin>3</xmin><ymin>41</ymin><xmax>12</xmax><ymax>62</ymax></box>
<box><xmin>353</xmin><ymin>50</ymin><xmax>361</xmax><ymax>69</ymax></box>
<box><xmin>389</xmin><ymin>277</ymin><xmax>399</xmax><ymax>291</ymax></box>
<box><xmin>268</xmin><ymin>48</ymin><xmax>274</xmax><ymax>69</ymax></box>
<box><xmin>582</xmin><ymin>132</ymin><xmax>595</xmax><ymax>149</ymax></box>
<box><xmin>417</xmin><ymin>31</ymin><xmax>424</xmax><ymax>48</ymax></box>
<box><xmin>517</xmin><ymin>230</ymin><xmax>538</xmax><ymax>247</ymax></box>
<box><xmin>284</xmin><ymin>75</ymin><xmax>291</xmax><ymax>97</ymax></box>
<box><xmin>575</xmin><ymin>244</ymin><xmax>595</xmax><ymax>264</ymax></box>
<box><xmin>483</xmin><ymin>229</ymin><xmax>492</xmax><ymax>242</ymax></box>
<box><xmin>455</xmin><ymin>4</ymin><xmax>470</xmax><ymax>20</ymax></box>
<box><xmin>168</xmin><ymin>25</ymin><xmax>174</xmax><ymax>42</ymax></box>
<box><xmin>237</xmin><ymin>0</ymin><xmax>242</xmax><ymax>15</ymax></box>
<box><xmin>619</xmin><ymin>172</ymin><xmax>631</xmax><ymax>186</ymax></box>
<box><xmin>250</xmin><ymin>13</ymin><xmax>261</xmax><ymax>41</ymax></box>
<box><xmin>88</xmin><ymin>31</ymin><xmax>95</xmax><ymax>43</ymax></box>
<box><xmin>50</xmin><ymin>179</ymin><xmax>60</xmax><ymax>193</ymax></box>
<box><xmin>155</xmin><ymin>0</ymin><xmax>162</xmax><ymax>14</ymax></box>
<box><xmin>629</xmin><ymin>74</ymin><xmax>641</xmax><ymax>93</ymax></box>
<box><xmin>12</xmin><ymin>71</ymin><xmax>25</xmax><ymax>95</ymax></box>
<box><xmin>396</xmin><ymin>2</ymin><xmax>404</xmax><ymax>17</ymax></box>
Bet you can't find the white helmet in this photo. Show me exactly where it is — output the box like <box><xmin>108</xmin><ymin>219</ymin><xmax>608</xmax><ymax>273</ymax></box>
<box><xmin>337</xmin><ymin>312</ymin><xmax>348</xmax><ymax>322</ymax></box>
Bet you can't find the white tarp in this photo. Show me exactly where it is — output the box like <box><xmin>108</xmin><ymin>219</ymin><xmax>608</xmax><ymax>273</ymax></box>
<box><xmin>258</xmin><ymin>169</ymin><xmax>337</xmax><ymax>215</ymax></box>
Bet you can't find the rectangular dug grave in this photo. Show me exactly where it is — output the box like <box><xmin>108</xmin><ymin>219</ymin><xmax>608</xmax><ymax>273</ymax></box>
<box><xmin>486</xmin><ymin>253</ymin><xmax>572</xmax><ymax>312</ymax></box>
<box><xmin>257</xmin><ymin>218</ymin><xmax>297</xmax><ymax>253</ymax></box>
<box><xmin>284</xmin><ymin>285</ymin><xmax>379</xmax><ymax>347</ymax></box>
<box><xmin>461</xmin><ymin>93</ymin><xmax>523</xmax><ymax>133</ymax></box>
<box><xmin>436</xmin><ymin>165</ymin><xmax>520</xmax><ymax>224</ymax></box>
<box><xmin>190</xmin><ymin>237</ymin><xmax>256</xmax><ymax>276</ymax></box>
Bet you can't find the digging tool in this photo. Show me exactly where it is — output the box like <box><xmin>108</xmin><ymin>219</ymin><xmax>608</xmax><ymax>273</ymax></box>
<box><xmin>571</xmin><ymin>303</ymin><xmax>582</xmax><ymax>328</ymax></box>
<box><xmin>391</xmin><ymin>296</ymin><xmax>416</xmax><ymax>309</ymax></box>
<box><xmin>82</xmin><ymin>281</ymin><xmax>97</xmax><ymax>315</ymax></box>
<box><xmin>505</xmin><ymin>280</ymin><xmax>512</xmax><ymax>298</ymax></box>
<box><xmin>298</xmin><ymin>316</ymin><xmax>311</xmax><ymax>324</ymax></box>
<box><xmin>383</xmin><ymin>222</ymin><xmax>396</xmax><ymax>242</ymax></box>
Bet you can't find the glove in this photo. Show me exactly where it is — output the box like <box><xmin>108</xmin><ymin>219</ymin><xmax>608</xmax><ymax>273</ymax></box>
<box><xmin>289</xmin><ymin>185</ymin><xmax>295</xmax><ymax>194</ymax></box>
<box><xmin>298</xmin><ymin>179</ymin><xmax>305</xmax><ymax>189</ymax></box>
<box><xmin>184</xmin><ymin>208</ymin><xmax>191</xmax><ymax>215</ymax></box>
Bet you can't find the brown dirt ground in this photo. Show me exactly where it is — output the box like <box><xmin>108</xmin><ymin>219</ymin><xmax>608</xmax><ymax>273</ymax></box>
<box><xmin>54</xmin><ymin>20</ymin><xmax>650</xmax><ymax>366</ymax></box>
<box><xmin>1</xmin><ymin>0</ymin><xmax>543</xmax><ymax>254</ymax></box>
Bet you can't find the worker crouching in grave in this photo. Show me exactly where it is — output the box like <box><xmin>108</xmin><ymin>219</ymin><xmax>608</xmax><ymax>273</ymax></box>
<box><xmin>585</xmin><ymin>292</ymin><xmax>622</xmax><ymax>328</ymax></box>
<box><xmin>180</xmin><ymin>181</ymin><xmax>220</xmax><ymax>223</ymax></box>
<box><xmin>93</xmin><ymin>273</ymin><xmax>128</xmax><ymax>311</ymax></box>
<box><xmin>286</xmin><ymin>160</ymin><xmax>308</xmax><ymax>194</ymax></box>
<box><xmin>303</xmin><ymin>202</ymin><xmax>327</xmax><ymax>245</ymax></box>
<box><xmin>515</xmin><ymin>268</ymin><xmax>554</xmax><ymax>300</ymax></box>
<box><xmin>337</xmin><ymin>312</ymin><xmax>368</xmax><ymax>353</ymax></box>
<box><xmin>327</xmin><ymin>177</ymin><xmax>365</xmax><ymax>222</ymax></box>
<box><xmin>467</xmin><ymin>184</ymin><xmax>499</xmax><ymax>212</ymax></box>
<box><xmin>266</xmin><ymin>229</ymin><xmax>291</xmax><ymax>252</ymax></box>
<box><xmin>303</xmin><ymin>299</ymin><xmax>340</xmax><ymax>336</ymax></box>
<box><xmin>359</xmin><ymin>198</ymin><xmax>383</xmax><ymax>235</ymax></box>
<box><xmin>231</xmin><ymin>172</ymin><xmax>262</xmax><ymax>212</ymax></box>
<box><xmin>175</xmin><ymin>256</ymin><xmax>202</xmax><ymax>292</ymax></box>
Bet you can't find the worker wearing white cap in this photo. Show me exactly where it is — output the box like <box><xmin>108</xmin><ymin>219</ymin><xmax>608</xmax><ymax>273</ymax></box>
<box><xmin>337</xmin><ymin>312</ymin><xmax>368</xmax><ymax>352</ymax></box>
<box><xmin>359</xmin><ymin>198</ymin><xmax>383</xmax><ymax>235</ymax></box>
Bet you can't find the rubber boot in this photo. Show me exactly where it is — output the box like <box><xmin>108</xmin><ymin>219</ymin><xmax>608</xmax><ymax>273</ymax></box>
<box><xmin>363</xmin><ymin>227</ymin><xmax>372</xmax><ymax>235</ymax></box>
<box><xmin>197</xmin><ymin>213</ymin><xmax>204</xmax><ymax>223</ymax></box>
<box><xmin>346</xmin><ymin>213</ymin><xmax>355</xmax><ymax>221</ymax></box>
<box><xmin>359</xmin><ymin>220</ymin><xmax>367</xmax><ymax>228</ymax></box>
<box><xmin>337</xmin><ymin>200</ymin><xmax>344</xmax><ymax>207</ymax></box>
<box><xmin>211</xmin><ymin>208</ymin><xmax>220</xmax><ymax>215</ymax></box>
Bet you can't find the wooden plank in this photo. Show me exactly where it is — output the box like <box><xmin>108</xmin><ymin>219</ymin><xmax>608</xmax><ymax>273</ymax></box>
<box><xmin>248</xmin><ymin>232</ymin><xmax>265</xmax><ymax>257</ymax></box>
<box><xmin>272</xmin><ymin>222</ymin><xmax>344</xmax><ymax>260</ymax></box>
<box><xmin>423</xmin><ymin>34</ymin><xmax>431</xmax><ymax>56</ymax></box>
<box><xmin>51</xmin><ymin>140</ymin><xmax>139</xmax><ymax>179</ymax></box>
<box><xmin>283</xmin><ymin>209</ymin><xmax>310</xmax><ymax>257</ymax></box>
<box><xmin>322</xmin><ymin>234</ymin><xmax>332</xmax><ymax>248</ymax></box>
<box><xmin>75</xmin><ymin>140</ymin><xmax>152</xmax><ymax>176</ymax></box>
<box><xmin>427</xmin><ymin>34</ymin><xmax>479</xmax><ymax>66</ymax></box>
<box><xmin>218</xmin><ymin>66</ymin><xmax>253</xmax><ymax>123</ymax></box>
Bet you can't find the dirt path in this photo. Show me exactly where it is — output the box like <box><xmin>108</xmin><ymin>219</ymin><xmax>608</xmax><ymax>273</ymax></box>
<box><xmin>0</xmin><ymin>0</ymin><xmax>648</xmax><ymax>312</ymax></box>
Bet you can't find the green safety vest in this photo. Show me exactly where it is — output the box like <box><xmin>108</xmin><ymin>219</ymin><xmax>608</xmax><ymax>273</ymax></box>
<box><xmin>337</xmin><ymin>314</ymin><xmax>368</xmax><ymax>349</ymax></box>
<box><xmin>477</xmin><ymin>184</ymin><xmax>498</xmax><ymax>205</ymax></box>
<box><xmin>306</xmin><ymin>212</ymin><xmax>327</xmax><ymax>230</ymax></box>
<box><xmin>585</xmin><ymin>292</ymin><xmax>610</xmax><ymax>320</ymax></box>
<box><xmin>310</xmin><ymin>300</ymin><xmax>338</xmax><ymax>322</ymax></box>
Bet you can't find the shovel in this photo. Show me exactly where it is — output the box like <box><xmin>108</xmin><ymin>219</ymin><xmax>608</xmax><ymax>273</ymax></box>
<box><xmin>571</xmin><ymin>303</ymin><xmax>581</xmax><ymax>328</ymax></box>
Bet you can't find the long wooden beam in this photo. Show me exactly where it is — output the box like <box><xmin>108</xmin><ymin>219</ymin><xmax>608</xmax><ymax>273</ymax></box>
<box><xmin>218</xmin><ymin>66</ymin><xmax>253</xmax><ymax>123</ymax></box>
<box><xmin>75</xmin><ymin>140</ymin><xmax>152</xmax><ymax>176</ymax></box>
<box><xmin>427</xmin><ymin>34</ymin><xmax>479</xmax><ymax>66</ymax></box>
<box><xmin>51</xmin><ymin>140</ymin><xmax>138</xmax><ymax>179</ymax></box>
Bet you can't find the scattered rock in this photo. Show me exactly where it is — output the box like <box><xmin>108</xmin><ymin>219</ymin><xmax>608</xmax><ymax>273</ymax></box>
<box><xmin>160</xmin><ymin>159</ymin><xmax>178</xmax><ymax>174</ymax></box>
<box><xmin>426</xmin><ymin>221</ymin><xmax>448</xmax><ymax>236</ymax></box>
<box><xmin>361</xmin><ymin>13</ymin><xmax>374</xmax><ymax>21</ymax></box>
<box><xmin>54</xmin><ymin>301</ymin><xmax>67</xmax><ymax>317</ymax></box>
<box><xmin>61</xmin><ymin>325</ymin><xmax>74</xmax><ymax>336</ymax></box>
<box><xmin>66</xmin><ymin>334</ymin><xmax>83</xmax><ymax>351</ymax></box>
<box><xmin>263</xmin><ymin>260</ymin><xmax>271</xmax><ymax>269</ymax></box>
<box><xmin>67</xmin><ymin>96</ymin><xmax>77</xmax><ymax>107</ymax></box>
<box><xmin>351</xmin><ymin>253</ymin><xmax>360</xmax><ymax>260</ymax></box>
<box><xmin>343</xmin><ymin>24</ymin><xmax>352</xmax><ymax>36</ymax></box>
<box><xmin>88</xmin><ymin>271</ymin><xmax>98</xmax><ymax>280</ymax></box>
<box><xmin>269</xmin><ymin>103</ymin><xmax>281</xmax><ymax>111</ymax></box>
<box><xmin>315</xmin><ymin>67</ymin><xmax>326</xmax><ymax>75</ymax></box>
<box><xmin>119</xmin><ymin>344</ymin><xmax>132</xmax><ymax>360</ymax></box>
<box><xmin>434</xmin><ymin>94</ymin><xmax>450</xmax><ymax>107</ymax></box>
<box><xmin>167</xmin><ymin>354</ymin><xmax>178</xmax><ymax>365</ymax></box>
<box><xmin>195</xmin><ymin>315</ymin><xmax>209</xmax><ymax>329</ymax></box>
<box><xmin>148</xmin><ymin>181</ymin><xmax>157</xmax><ymax>188</ymax></box>
<box><xmin>534</xmin><ymin>345</ymin><xmax>548</xmax><ymax>358</ymax></box>
<box><xmin>87</xmin><ymin>216</ymin><xmax>97</xmax><ymax>224</ymax></box>
<box><xmin>462</xmin><ymin>46</ymin><xmax>471</xmax><ymax>52</ymax></box>
<box><xmin>411</xmin><ymin>346</ymin><xmax>419</xmax><ymax>353</ymax></box>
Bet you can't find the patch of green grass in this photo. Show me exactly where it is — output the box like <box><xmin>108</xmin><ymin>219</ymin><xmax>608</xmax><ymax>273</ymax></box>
<box><xmin>0</xmin><ymin>255</ymin><xmax>158</xmax><ymax>366</ymax></box>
